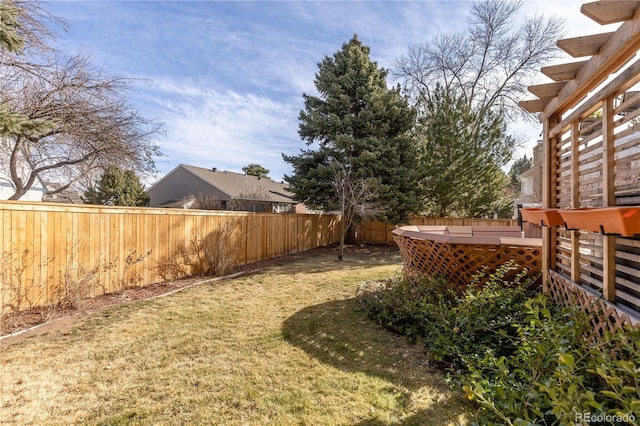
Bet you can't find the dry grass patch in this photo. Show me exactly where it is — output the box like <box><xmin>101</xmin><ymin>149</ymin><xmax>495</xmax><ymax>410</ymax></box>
<box><xmin>0</xmin><ymin>245</ymin><xmax>471</xmax><ymax>425</ymax></box>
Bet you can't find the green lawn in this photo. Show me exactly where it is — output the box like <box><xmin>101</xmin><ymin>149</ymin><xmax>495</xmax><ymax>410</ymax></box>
<box><xmin>0</xmin><ymin>246</ymin><xmax>471</xmax><ymax>425</ymax></box>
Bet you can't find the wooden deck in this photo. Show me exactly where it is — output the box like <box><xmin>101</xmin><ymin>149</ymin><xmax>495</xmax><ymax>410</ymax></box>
<box><xmin>392</xmin><ymin>226</ymin><xmax>542</xmax><ymax>291</ymax></box>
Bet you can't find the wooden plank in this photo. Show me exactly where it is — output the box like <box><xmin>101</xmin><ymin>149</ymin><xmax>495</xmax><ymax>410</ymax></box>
<box><xmin>581</xmin><ymin>1</ymin><xmax>640</xmax><ymax>25</ymax></box>
<box><xmin>520</xmin><ymin>98</ymin><xmax>551</xmax><ymax>113</ymax></box>
<box><xmin>541</xmin><ymin>60</ymin><xmax>589</xmax><ymax>82</ymax></box>
<box><xmin>59</xmin><ymin>211</ymin><xmax>70</xmax><ymax>299</ymax></box>
<box><xmin>571</xmin><ymin>121</ymin><xmax>581</xmax><ymax>283</ymax></box>
<box><xmin>98</xmin><ymin>212</ymin><xmax>109</xmax><ymax>295</ymax></box>
<box><xmin>615</xmin><ymin>90</ymin><xmax>640</xmax><ymax>114</ymax></box>
<box><xmin>19</xmin><ymin>209</ymin><xmax>33</xmax><ymax>308</ymax></box>
<box><xmin>542</xmin><ymin>114</ymin><xmax>559</xmax><ymax>288</ymax></box>
<box><xmin>602</xmin><ymin>97</ymin><xmax>616</xmax><ymax>302</ymax></box>
<box><xmin>46</xmin><ymin>210</ymin><xmax>57</xmax><ymax>306</ymax></box>
<box><xmin>31</xmin><ymin>210</ymin><xmax>43</xmax><ymax>307</ymax></box>
<box><xmin>602</xmin><ymin>97</ymin><xmax>616</xmax><ymax>207</ymax></box>
<box><xmin>79</xmin><ymin>211</ymin><xmax>89</xmax><ymax>295</ymax></box>
<box><xmin>87</xmin><ymin>211</ymin><xmax>99</xmax><ymax>297</ymax></box>
<box><xmin>541</xmin><ymin>7</ymin><xmax>640</xmax><ymax>122</ymax></box>
<box><xmin>528</xmin><ymin>82</ymin><xmax>567</xmax><ymax>99</ymax></box>
<box><xmin>557</xmin><ymin>32</ymin><xmax>615</xmax><ymax>58</ymax></box>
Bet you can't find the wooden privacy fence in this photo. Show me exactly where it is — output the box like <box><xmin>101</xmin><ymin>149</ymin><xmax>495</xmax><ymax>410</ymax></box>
<box><xmin>358</xmin><ymin>217</ymin><xmax>517</xmax><ymax>245</ymax></box>
<box><xmin>0</xmin><ymin>201</ymin><xmax>339</xmax><ymax>314</ymax></box>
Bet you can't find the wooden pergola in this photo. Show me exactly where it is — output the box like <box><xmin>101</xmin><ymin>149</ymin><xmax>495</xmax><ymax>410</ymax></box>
<box><xmin>520</xmin><ymin>0</ymin><xmax>640</xmax><ymax>330</ymax></box>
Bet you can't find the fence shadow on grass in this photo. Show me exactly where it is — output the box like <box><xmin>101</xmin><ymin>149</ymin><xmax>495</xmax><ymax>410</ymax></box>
<box><xmin>282</xmin><ymin>297</ymin><xmax>470</xmax><ymax>423</ymax></box>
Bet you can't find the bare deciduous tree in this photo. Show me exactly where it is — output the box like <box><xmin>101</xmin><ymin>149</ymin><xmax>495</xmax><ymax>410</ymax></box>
<box><xmin>1</xmin><ymin>0</ymin><xmax>60</xmax><ymax>137</ymax></box>
<box><xmin>330</xmin><ymin>160</ymin><xmax>384</xmax><ymax>260</ymax></box>
<box><xmin>0</xmin><ymin>0</ymin><xmax>162</xmax><ymax>200</ymax></box>
<box><xmin>394</xmin><ymin>0</ymin><xmax>564</xmax><ymax>120</ymax></box>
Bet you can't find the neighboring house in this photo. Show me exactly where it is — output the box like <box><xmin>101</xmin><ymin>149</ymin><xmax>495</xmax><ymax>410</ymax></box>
<box><xmin>42</xmin><ymin>182</ymin><xmax>83</xmax><ymax>204</ymax></box>
<box><xmin>148</xmin><ymin>164</ymin><xmax>302</xmax><ymax>213</ymax></box>
<box><xmin>0</xmin><ymin>137</ymin><xmax>45</xmax><ymax>201</ymax></box>
<box><xmin>513</xmin><ymin>140</ymin><xmax>543</xmax><ymax>217</ymax></box>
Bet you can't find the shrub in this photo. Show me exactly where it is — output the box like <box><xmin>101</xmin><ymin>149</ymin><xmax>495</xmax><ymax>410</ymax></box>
<box><xmin>358</xmin><ymin>265</ymin><xmax>640</xmax><ymax>425</ymax></box>
<box><xmin>462</xmin><ymin>300</ymin><xmax>639</xmax><ymax>425</ymax></box>
<box><xmin>462</xmin><ymin>295</ymin><xmax>591</xmax><ymax>425</ymax></box>
<box><xmin>357</xmin><ymin>261</ymin><xmax>537</xmax><ymax>370</ymax></box>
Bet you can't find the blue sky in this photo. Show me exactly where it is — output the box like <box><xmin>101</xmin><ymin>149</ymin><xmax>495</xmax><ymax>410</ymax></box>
<box><xmin>44</xmin><ymin>0</ymin><xmax>617</xmax><ymax>183</ymax></box>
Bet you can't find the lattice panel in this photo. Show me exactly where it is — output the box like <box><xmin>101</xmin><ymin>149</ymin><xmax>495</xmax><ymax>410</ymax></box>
<box><xmin>394</xmin><ymin>234</ymin><xmax>542</xmax><ymax>292</ymax></box>
<box><xmin>547</xmin><ymin>270</ymin><xmax>639</xmax><ymax>343</ymax></box>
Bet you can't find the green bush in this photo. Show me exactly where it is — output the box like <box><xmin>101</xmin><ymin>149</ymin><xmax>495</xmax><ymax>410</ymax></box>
<box><xmin>463</xmin><ymin>299</ymin><xmax>640</xmax><ymax>425</ymax></box>
<box><xmin>462</xmin><ymin>295</ymin><xmax>591</xmax><ymax>425</ymax></box>
<box><xmin>357</xmin><ymin>265</ymin><xmax>640</xmax><ymax>425</ymax></box>
<box><xmin>357</xmin><ymin>261</ymin><xmax>537</xmax><ymax>370</ymax></box>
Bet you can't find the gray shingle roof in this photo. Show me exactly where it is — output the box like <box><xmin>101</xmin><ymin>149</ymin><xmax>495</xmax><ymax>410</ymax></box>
<box><xmin>182</xmin><ymin>165</ymin><xmax>293</xmax><ymax>203</ymax></box>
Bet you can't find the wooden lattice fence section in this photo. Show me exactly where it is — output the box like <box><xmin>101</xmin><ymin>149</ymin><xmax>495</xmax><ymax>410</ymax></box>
<box><xmin>393</xmin><ymin>226</ymin><xmax>542</xmax><ymax>292</ymax></box>
<box><xmin>548</xmin><ymin>270</ymin><xmax>639</xmax><ymax>343</ymax></box>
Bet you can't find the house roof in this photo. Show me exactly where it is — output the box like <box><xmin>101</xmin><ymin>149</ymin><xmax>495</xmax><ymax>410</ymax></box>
<box><xmin>179</xmin><ymin>164</ymin><xmax>294</xmax><ymax>204</ymax></box>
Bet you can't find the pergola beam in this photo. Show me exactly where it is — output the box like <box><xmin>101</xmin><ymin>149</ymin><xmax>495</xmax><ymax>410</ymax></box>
<box><xmin>528</xmin><ymin>82</ymin><xmax>568</xmax><ymax>99</ymax></box>
<box><xmin>520</xmin><ymin>98</ymin><xmax>552</xmax><ymax>113</ymax></box>
<box><xmin>557</xmin><ymin>32</ymin><xmax>614</xmax><ymax>57</ymax></box>
<box><xmin>541</xmin><ymin>61</ymin><xmax>589</xmax><ymax>82</ymax></box>
<box><xmin>581</xmin><ymin>1</ymin><xmax>640</xmax><ymax>25</ymax></box>
<box><xmin>539</xmin><ymin>6</ymin><xmax>640</xmax><ymax>122</ymax></box>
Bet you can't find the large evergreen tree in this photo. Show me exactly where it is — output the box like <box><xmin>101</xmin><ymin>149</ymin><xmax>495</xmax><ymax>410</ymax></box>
<box><xmin>284</xmin><ymin>35</ymin><xmax>420</xmax><ymax>240</ymax></box>
<box><xmin>417</xmin><ymin>84</ymin><xmax>515</xmax><ymax>217</ymax></box>
<box><xmin>83</xmin><ymin>166</ymin><xmax>149</xmax><ymax>206</ymax></box>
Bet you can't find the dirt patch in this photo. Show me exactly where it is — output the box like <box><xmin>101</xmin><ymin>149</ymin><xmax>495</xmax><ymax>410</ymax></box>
<box><xmin>1</xmin><ymin>244</ymin><xmax>399</xmax><ymax>348</ymax></box>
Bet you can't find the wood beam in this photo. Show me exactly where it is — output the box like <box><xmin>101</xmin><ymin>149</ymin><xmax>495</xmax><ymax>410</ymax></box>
<box><xmin>557</xmin><ymin>32</ymin><xmax>615</xmax><ymax>57</ymax></box>
<box><xmin>540</xmin><ymin>6</ymin><xmax>640</xmax><ymax>122</ymax></box>
<box><xmin>520</xmin><ymin>98</ymin><xmax>552</xmax><ymax>113</ymax></box>
<box><xmin>581</xmin><ymin>1</ymin><xmax>640</xmax><ymax>25</ymax></box>
<box><xmin>549</xmin><ymin>56</ymin><xmax>640</xmax><ymax>137</ymax></box>
<box><xmin>542</xmin><ymin>114</ymin><xmax>559</xmax><ymax>289</ymax></box>
<box><xmin>570</xmin><ymin>120</ymin><xmax>580</xmax><ymax>283</ymax></box>
<box><xmin>528</xmin><ymin>82</ymin><xmax>568</xmax><ymax>99</ymax></box>
<box><xmin>602</xmin><ymin>97</ymin><xmax>616</xmax><ymax>302</ymax></box>
<box><xmin>602</xmin><ymin>97</ymin><xmax>616</xmax><ymax>207</ymax></box>
<box><xmin>541</xmin><ymin>61</ymin><xmax>589</xmax><ymax>82</ymax></box>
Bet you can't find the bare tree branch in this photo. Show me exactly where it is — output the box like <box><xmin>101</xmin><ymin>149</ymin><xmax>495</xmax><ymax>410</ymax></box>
<box><xmin>1</xmin><ymin>1</ymin><xmax>162</xmax><ymax>200</ymax></box>
<box><xmin>2</xmin><ymin>52</ymin><xmax>162</xmax><ymax>200</ymax></box>
<box><xmin>329</xmin><ymin>159</ymin><xmax>384</xmax><ymax>260</ymax></box>
<box><xmin>394</xmin><ymin>0</ymin><xmax>565</xmax><ymax>121</ymax></box>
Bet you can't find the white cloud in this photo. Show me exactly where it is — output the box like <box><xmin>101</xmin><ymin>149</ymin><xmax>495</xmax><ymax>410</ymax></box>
<box><xmin>48</xmin><ymin>0</ymin><xmax>612</xmax><ymax>180</ymax></box>
<box><xmin>140</xmin><ymin>78</ymin><xmax>300</xmax><ymax>181</ymax></box>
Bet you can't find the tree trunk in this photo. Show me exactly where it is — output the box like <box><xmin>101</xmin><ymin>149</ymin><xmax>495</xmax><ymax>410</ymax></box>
<box><xmin>345</xmin><ymin>222</ymin><xmax>359</xmax><ymax>245</ymax></box>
